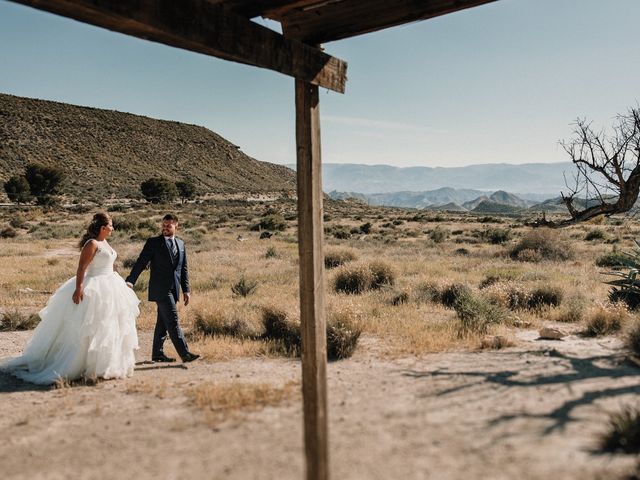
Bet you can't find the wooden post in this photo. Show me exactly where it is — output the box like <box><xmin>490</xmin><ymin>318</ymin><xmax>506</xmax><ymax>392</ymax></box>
<box><xmin>295</xmin><ymin>78</ymin><xmax>329</xmax><ymax>480</ymax></box>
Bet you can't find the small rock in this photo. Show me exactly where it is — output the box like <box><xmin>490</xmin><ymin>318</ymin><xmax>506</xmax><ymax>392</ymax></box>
<box><xmin>513</xmin><ymin>319</ymin><xmax>532</xmax><ymax>328</ymax></box>
<box><xmin>538</xmin><ymin>327</ymin><xmax>565</xmax><ymax>340</ymax></box>
<box><xmin>481</xmin><ymin>335</ymin><xmax>511</xmax><ymax>349</ymax></box>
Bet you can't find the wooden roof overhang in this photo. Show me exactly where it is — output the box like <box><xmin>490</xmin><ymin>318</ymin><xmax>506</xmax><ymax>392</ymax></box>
<box><xmin>8</xmin><ymin>2</ymin><xmax>499</xmax><ymax>479</ymax></box>
<box><xmin>10</xmin><ymin>0</ymin><xmax>497</xmax><ymax>93</ymax></box>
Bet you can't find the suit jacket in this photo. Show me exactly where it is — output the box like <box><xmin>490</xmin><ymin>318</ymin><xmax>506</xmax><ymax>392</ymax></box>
<box><xmin>126</xmin><ymin>235</ymin><xmax>190</xmax><ymax>302</ymax></box>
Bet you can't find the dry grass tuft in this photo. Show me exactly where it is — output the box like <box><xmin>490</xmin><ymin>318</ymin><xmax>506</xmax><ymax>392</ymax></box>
<box><xmin>584</xmin><ymin>302</ymin><xmax>630</xmax><ymax>337</ymax></box>
<box><xmin>187</xmin><ymin>380</ymin><xmax>298</xmax><ymax>425</ymax></box>
<box><xmin>1</xmin><ymin>310</ymin><xmax>40</xmax><ymax>331</ymax></box>
<box><xmin>599</xmin><ymin>405</ymin><xmax>640</xmax><ymax>454</ymax></box>
<box><xmin>510</xmin><ymin>228</ymin><xmax>574</xmax><ymax>262</ymax></box>
<box><xmin>480</xmin><ymin>335</ymin><xmax>515</xmax><ymax>350</ymax></box>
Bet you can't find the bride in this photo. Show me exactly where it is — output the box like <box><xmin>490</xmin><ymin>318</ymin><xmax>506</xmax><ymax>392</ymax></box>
<box><xmin>1</xmin><ymin>212</ymin><xmax>140</xmax><ymax>385</ymax></box>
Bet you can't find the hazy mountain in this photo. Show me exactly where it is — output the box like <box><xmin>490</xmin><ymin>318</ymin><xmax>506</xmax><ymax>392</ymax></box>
<box><xmin>316</xmin><ymin>163</ymin><xmax>577</xmax><ymax>195</ymax></box>
<box><xmin>0</xmin><ymin>93</ymin><xmax>296</xmax><ymax>201</ymax></box>
<box><xmin>329</xmin><ymin>187</ymin><xmax>544</xmax><ymax>212</ymax></box>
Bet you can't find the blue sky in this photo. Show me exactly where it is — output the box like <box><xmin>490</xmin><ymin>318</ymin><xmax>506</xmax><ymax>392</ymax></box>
<box><xmin>1</xmin><ymin>0</ymin><xmax>639</xmax><ymax>168</ymax></box>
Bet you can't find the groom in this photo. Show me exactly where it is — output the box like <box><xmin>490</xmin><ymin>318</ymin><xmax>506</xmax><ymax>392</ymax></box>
<box><xmin>126</xmin><ymin>213</ymin><xmax>199</xmax><ymax>363</ymax></box>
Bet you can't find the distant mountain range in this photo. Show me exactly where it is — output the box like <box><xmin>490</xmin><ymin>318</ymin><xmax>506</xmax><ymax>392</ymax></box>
<box><xmin>328</xmin><ymin>188</ymin><xmax>571</xmax><ymax>213</ymax></box>
<box><xmin>314</xmin><ymin>162</ymin><xmax>578</xmax><ymax>195</ymax></box>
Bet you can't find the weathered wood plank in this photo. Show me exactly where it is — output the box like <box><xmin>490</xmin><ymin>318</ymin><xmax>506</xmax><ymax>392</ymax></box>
<box><xmin>295</xmin><ymin>78</ymin><xmax>329</xmax><ymax>480</ymax></box>
<box><xmin>278</xmin><ymin>0</ymin><xmax>499</xmax><ymax>43</ymax></box>
<box><xmin>9</xmin><ymin>0</ymin><xmax>347</xmax><ymax>93</ymax></box>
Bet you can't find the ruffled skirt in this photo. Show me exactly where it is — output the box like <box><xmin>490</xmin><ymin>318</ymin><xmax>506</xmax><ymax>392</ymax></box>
<box><xmin>1</xmin><ymin>271</ymin><xmax>139</xmax><ymax>385</ymax></box>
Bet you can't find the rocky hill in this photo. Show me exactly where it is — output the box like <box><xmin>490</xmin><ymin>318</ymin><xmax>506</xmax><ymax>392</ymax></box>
<box><xmin>0</xmin><ymin>93</ymin><xmax>296</xmax><ymax>201</ymax></box>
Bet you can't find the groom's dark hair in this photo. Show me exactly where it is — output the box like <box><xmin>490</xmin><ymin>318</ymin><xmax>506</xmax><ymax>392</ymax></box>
<box><xmin>163</xmin><ymin>213</ymin><xmax>179</xmax><ymax>223</ymax></box>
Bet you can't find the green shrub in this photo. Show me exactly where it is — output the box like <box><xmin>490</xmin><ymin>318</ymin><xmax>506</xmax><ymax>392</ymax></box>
<box><xmin>555</xmin><ymin>295</ymin><xmax>587</xmax><ymax>323</ymax></box>
<box><xmin>25</xmin><ymin>163</ymin><xmax>65</xmax><ymax>204</ymax></box>
<box><xmin>324</xmin><ymin>249</ymin><xmax>357</xmax><ymax>269</ymax></box>
<box><xmin>429</xmin><ymin>226</ymin><xmax>449</xmax><ymax>243</ymax></box>
<box><xmin>176</xmin><ymin>180</ymin><xmax>197</xmax><ymax>203</ymax></box>
<box><xmin>259</xmin><ymin>214</ymin><xmax>287</xmax><ymax>231</ymax></box>
<box><xmin>482</xmin><ymin>228</ymin><xmax>512</xmax><ymax>244</ymax></box>
<box><xmin>9</xmin><ymin>216</ymin><xmax>27</xmax><ymax>229</ymax></box>
<box><xmin>510</xmin><ymin>228</ymin><xmax>573</xmax><ymax>262</ymax></box>
<box><xmin>111</xmin><ymin>216</ymin><xmax>138</xmax><ymax>232</ymax></box>
<box><xmin>584</xmin><ymin>228</ymin><xmax>606</xmax><ymax>241</ymax></box>
<box><xmin>1</xmin><ymin>311</ymin><xmax>40</xmax><ymax>330</ymax></box>
<box><xmin>440</xmin><ymin>283</ymin><xmax>473</xmax><ymax>308</ymax></box>
<box><xmin>231</xmin><ymin>276</ymin><xmax>258</xmax><ymax>297</ymax></box>
<box><xmin>0</xmin><ymin>226</ymin><xmax>17</xmax><ymax>238</ymax></box>
<box><xmin>596</xmin><ymin>250</ymin><xmax>628</xmax><ymax>268</ymax></box>
<box><xmin>454</xmin><ymin>291</ymin><xmax>508</xmax><ymax>336</ymax></box>
<box><xmin>599</xmin><ymin>406</ymin><xmax>640</xmax><ymax>453</ymax></box>
<box><xmin>479</xmin><ymin>268</ymin><xmax>521</xmax><ymax>289</ymax></box>
<box><xmin>359</xmin><ymin>222</ymin><xmax>373</xmax><ymax>234</ymax></box>
<box><xmin>140</xmin><ymin>177</ymin><xmax>178</xmax><ymax>203</ymax></box>
<box><xmin>527</xmin><ymin>286</ymin><xmax>563</xmax><ymax>310</ymax></box>
<box><xmin>413</xmin><ymin>281</ymin><xmax>442</xmax><ymax>304</ymax></box>
<box><xmin>4</xmin><ymin>175</ymin><xmax>31</xmax><ymax>203</ymax></box>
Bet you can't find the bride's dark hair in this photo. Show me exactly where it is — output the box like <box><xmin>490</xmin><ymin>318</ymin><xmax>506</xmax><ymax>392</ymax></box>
<box><xmin>79</xmin><ymin>212</ymin><xmax>111</xmax><ymax>249</ymax></box>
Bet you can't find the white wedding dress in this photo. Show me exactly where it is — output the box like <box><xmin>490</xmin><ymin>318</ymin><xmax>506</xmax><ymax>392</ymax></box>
<box><xmin>1</xmin><ymin>241</ymin><xmax>140</xmax><ymax>385</ymax></box>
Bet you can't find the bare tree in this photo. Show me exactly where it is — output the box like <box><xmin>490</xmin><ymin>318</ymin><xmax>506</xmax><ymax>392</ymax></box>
<box><xmin>558</xmin><ymin>106</ymin><xmax>640</xmax><ymax>225</ymax></box>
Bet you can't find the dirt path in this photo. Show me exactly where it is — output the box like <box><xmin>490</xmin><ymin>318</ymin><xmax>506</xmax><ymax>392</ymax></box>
<box><xmin>1</xmin><ymin>329</ymin><xmax>638</xmax><ymax>480</ymax></box>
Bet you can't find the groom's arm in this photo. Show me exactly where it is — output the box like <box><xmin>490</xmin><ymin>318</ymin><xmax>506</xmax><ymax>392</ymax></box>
<box><xmin>126</xmin><ymin>238</ymin><xmax>154</xmax><ymax>285</ymax></box>
<box><xmin>180</xmin><ymin>243</ymin><xmax>190</xmax><ymax>303</ymax></box>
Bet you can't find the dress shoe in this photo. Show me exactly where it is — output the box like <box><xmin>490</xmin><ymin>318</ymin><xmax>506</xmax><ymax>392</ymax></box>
<box><xmin>181</xmin><ymin>352</ymin><xmax>200</xmax><ymax>363</ymax></box>
<box><xmin>152</xmin><ymin>354</ymin><xmax>176</xmax><ymax>363</ymax></box>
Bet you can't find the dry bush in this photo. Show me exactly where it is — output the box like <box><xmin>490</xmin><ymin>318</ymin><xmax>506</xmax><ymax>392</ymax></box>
<box><xmin>584</xmin><ymin>302</ymin><xmax>630</xmax><ymax>337</ymax></box>
<box><xmin>480</xmin><ymin>335</ymin><xmax>515</xmax><ymax>350</ymax></box>
<box><xmin>231</xmin><ymin>275</ymin><xmax>258</xmax><ymax>297</ymax></box>
<box><xmin>1</xmin><ymin>310</ymin><xmax>40</xmax><ymax>331</ymax></box>
<box><xmin>389</xmin><ymin>289</ymin><xmax>410</xmax><ymax>306</ymax></box>
<box><xmin>369</xmin><ymin>260</ymin><xmax>395</xmax><ymax>289</ymax></box>
<box><xmin>324</xmin><ymin>249</ymin><xmax>357</xmax><ymax>269</ymax></box>
<box><xmin>555</xmin><ymin>294</ymin><xmax>588</xmax><ymax>323</ymax></box>
<box><xmin>188</xmin><ymin>381</ymin><xmax>298</xmax><ymax>425</ymax></box>
<box><xmin>527</xmin><ymin>285</ymin><xmax>563</xmax><ymax>310</ymax></box>
<box><xmin>261</xmin><ymin>305</ymin><xmax>362</xmax><ymax>360</ymax></box>
<box><xmin>595</xmin><ymin>250</ymin><xmax>627</xmax><ymax>268</ymax></box>
<box><xmin>413</xmin><ymin>281</ymin><xmax>442</xmax><ymax>304</ymax></box>
<box><xmin>454</xmin><ymin>291</ymin><xmax>509</xmax><ymax>337</ymax></box>
<box><xmin>261</xmin><ymin>306</ymin><xmax>301</xmax><ymax>356</ymax></box>
<box><xmin>599</xmin><ymin>405</ymin><xmax>640</xmax><ymax>454</ymax></box>
<box><xmin>510</xmin><ymin>228</ymin><xmax>574</xmax><ymax>262</ymax></box>
<box><xmin>326</xmin><ymin>308</ymin><xmax>362</xmax><ymax>360</ymax></box>
<box><xmin>626</xmin><ymin>320</ymin><xmax>640</xmax><ymax>357</ymax></box>
<box><xmin>440</xmin><ymin>283</ymin><xmax>473</xmax><ymax>308</ymax></box>
<box><xmin>333</xmin><ymin>263</ymin><xmax>373</xmax><ymax>295</ymax></box>
<box><xmin>479</xmin><ymin>268</ymin><xmax>521</xmax><ymax>289</ymax></box>
<box><xmin>192</xmin><ymin>306</ymin><xmax>261</xmax><ymax>339</ymax></box>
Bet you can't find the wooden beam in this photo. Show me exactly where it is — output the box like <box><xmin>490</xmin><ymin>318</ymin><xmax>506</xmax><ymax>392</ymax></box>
<box><xmin>278</xmin><ymin>0</ymin><xmax>499</xmax><ymax>43</ymax></box>
<box><xmin>295</xmin><ymin>78</ymin><xmax>329</xmax><ymax>480</ymax></box>
<box><xmin>9</xmin><ymin>0</ymin><xmax>347</xmax><ymax>93</ymax></box>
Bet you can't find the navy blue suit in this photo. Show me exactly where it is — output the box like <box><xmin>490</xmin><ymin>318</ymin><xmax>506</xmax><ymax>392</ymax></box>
<box><xmin>126</xmin><ymin>235</ymin><xmax>190</xmax><ymax>359</ymax></box>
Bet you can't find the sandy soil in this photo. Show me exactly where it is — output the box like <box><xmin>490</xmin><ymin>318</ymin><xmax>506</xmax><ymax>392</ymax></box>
<box><xmin>1</xmin><ymin>327</ymin><xmax>638</xmax><ymax>480</ymax></box>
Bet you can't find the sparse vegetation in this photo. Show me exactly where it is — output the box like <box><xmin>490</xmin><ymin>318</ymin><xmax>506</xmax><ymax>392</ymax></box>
<box><xmin>1</xmin><ymin>311</ymin><xmax>40</xmax><ymax>331</ymax></box>
<box><xmin>599</xmin><ymin>405</ymin><xmax>640</xmax><ymax>454</ymax></box>
<box><xmin>510</xmin><ymin>228</ymin><xmax>574</xmax><ymax>262</ymax></box>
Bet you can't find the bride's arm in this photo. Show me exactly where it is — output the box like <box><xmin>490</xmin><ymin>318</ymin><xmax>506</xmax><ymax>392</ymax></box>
<box><xmin>73</xmin><ymin>241</ymin><xmax>98</xmax><ymax>304</ymax></box>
